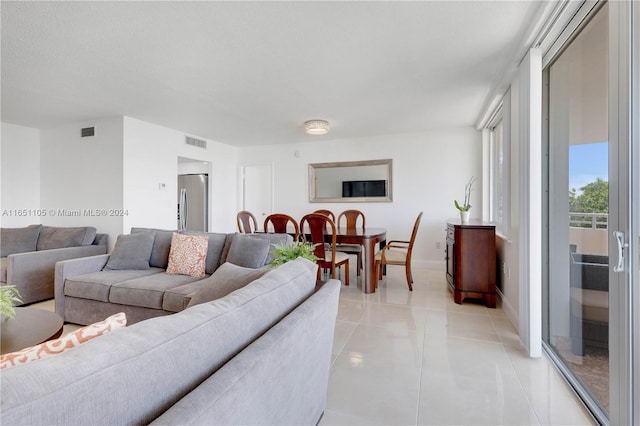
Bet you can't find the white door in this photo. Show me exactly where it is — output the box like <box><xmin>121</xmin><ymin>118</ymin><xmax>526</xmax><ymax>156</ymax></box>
<box><xmin>242</xmin><ymin>164</ymin><xmax>273</xmax><ymax>229</ymax></box>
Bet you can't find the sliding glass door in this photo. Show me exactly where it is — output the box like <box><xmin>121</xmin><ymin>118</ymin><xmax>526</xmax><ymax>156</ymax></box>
<box><xmin>544</xmin><ymin>2</ymin><xmax>636</xmax><ymax>423</ymax></box>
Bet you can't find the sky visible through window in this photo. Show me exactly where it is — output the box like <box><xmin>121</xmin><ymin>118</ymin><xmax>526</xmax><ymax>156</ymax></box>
<box><xmin>569</xmin><ymin>141</ymin><xmax>608</xmax><ymax>194</ymax></box>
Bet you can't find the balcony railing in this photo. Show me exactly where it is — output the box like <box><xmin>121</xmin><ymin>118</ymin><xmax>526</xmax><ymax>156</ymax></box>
<box><xmin>569</xmin><ymin>212</ymin><xmax>608</xmax><ymax>229</ymax></box>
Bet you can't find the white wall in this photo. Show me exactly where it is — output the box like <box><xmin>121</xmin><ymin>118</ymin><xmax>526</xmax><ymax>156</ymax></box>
<box><xmin>496</xmin><ymin>76</ymin><xmax>522</xmax><ymax>330</ymax></box>
<box><xmin>0</xmin><ymin>123</ymin><xmax>41</xmax><ymax>227</ymax></box>
<box><xmin>238</xmin><ymin>127</ymin><xmax>482</xmax><ymax>266</ymax></box>
<box><xmin>40</xmin><ymin>117</ymin><xmax>124</xmax><ymax>248</ymax></box>
<box><xmin>123</xmin><ymin>117</ymin><xmax>238</xmax><ymax>235</ymax></box>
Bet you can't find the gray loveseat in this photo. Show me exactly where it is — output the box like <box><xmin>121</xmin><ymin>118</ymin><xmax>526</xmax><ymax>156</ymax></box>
<box><xmin>0</xmin><ymin>225</ymin><xmax>108</xmax><ymax>305</ymax></box>
<box><xmin>55</xmin><ymin>227</ymin><xmax>293</xmax><ymax>325</ymax></box>
<box><xmin>1</xmin><ymin>258</ymin><xmax>340</xmax><ymax>425</ymax></box>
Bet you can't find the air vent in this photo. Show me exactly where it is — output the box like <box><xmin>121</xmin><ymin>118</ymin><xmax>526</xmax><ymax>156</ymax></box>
<box><xmin>185</xmin><ymin>136</ymin><xmax>207</xmax><ymax>149</ymax></box>
<box><xmin>81</xmin><ymin>127</ymin><xmax>95</xmax><ymax>137</ymax></box>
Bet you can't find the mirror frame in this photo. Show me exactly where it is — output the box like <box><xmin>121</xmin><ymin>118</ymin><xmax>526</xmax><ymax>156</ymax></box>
<box><xmin>308</xmin><ymin>159</ymin><xmax>393</xmax><ymax>203</ymax></box>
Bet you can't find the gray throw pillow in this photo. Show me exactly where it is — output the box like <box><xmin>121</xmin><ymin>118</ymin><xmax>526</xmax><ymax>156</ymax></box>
<box><xmin>186</xmin><ymin>262</ymin><xmax>269</xmax><ymax>307</ymax></box>
<box><xmin>246</xmin><ymin>233</ymin><xmax>294</xmax><ymax>264</ymax></box>
<box><xmin>225</xmin><ymin>233</ymin><xmax>271</xmax><ymax>268</ymax></box>
<box><xmin>36</xmin><ymin>226</ymin><xmax>97</xmax><ymax>250</ymax></box>
<box><xmin>0</xmin><ymin>224</ymin><xmax>42</xmax><ymax>257</ymax></box>
<box><xmin>131</xmin><ymin>227</ymin><xmax>175</xmax><ymax>269</ymax></box>
<box><xmin>104</xmin><ymin>232</ymin><xmax>155</xmax><ymax>270</ymax></box>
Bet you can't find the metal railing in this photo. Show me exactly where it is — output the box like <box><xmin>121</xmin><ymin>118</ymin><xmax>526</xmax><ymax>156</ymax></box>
<box><xmin>569</xmin><ymin>212</ymin><xmax>608</xmax><ymax>229</ymax></box>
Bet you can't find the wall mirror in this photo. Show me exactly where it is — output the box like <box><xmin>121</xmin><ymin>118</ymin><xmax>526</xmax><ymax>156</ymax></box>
<box><xmin>308</xmin><ymin>159</ymin><xmax>393</xmax><ymax>203</ymax></box>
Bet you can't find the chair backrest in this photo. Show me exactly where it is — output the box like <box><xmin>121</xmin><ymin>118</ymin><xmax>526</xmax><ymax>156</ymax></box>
<box><xmin>407</xmin><ymin>212</ymin><xmax>424</xmax><ymax>255</ymax></box>
<box><xmin>337</xmin><ymin>209</ymin><xmax>365</xmax><ymax>230</ymax></box>
<box><xmin>264</xmin><ymin>214</ymin><xmax>300</xmax><ymax>239</ymax></box>
<box><xmin>300</xmin><ymin>213</ymin><xmax>337</xmax><ymax>262</ymax></box>
<box><xmin>237</xmin><ymin>210</ymin><xmax>258</xmax><ymax>233</ymax></box>
<box><xmin>313</xmin><ymin>209</ymin><xmax>335</xmax><ymax>222</ymax></box>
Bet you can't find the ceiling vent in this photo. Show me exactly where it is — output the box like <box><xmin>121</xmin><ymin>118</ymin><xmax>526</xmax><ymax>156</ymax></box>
<box><xmin>81</xmin><ymin>127</ymin><xmax>95</xmax><ymax>137</ymax></box>
<box><xmin>185</xmin><ymin>136</ymin><xmax>207</xmax><ymax>149</ymax></box>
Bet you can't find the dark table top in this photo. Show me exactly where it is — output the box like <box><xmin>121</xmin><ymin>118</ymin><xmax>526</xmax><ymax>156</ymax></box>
<box><xmin>1</xmin><ymin>307</ymin><xmax>64</xmax><ymax>354</ymax></box>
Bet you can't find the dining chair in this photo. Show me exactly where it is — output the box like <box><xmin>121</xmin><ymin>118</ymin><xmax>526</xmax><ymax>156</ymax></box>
<box><xmin>263</xmin><ymin>213</ymin><xmax>300</xmax><ymax>240</ymax></box>
<box><xmin>300</xmin><ymin>213</ymin><xmax>350</xmax><ymax>286</ymax></box>
<box><xmin>313</xmin><ymin>209</ymin><xmax>335</xmax><ymax>222</ymax></box>
<box><xmin>237</xmin><ymin>210</ymin><xmax>258</xmax><ymax>233</ymax></box>
<box><xmin>336</xmin><ymin>209</ymin><xmax>366</xmax><ymax>276</ymax></box>
<box><xmin>375</xmin><ymin>211</ymin><xmax>423</xmax><ymax>291</ymax></box>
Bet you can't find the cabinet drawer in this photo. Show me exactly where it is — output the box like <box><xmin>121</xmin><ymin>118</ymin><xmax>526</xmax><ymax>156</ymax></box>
<box><xmin>446</xmin><ymin>226</ymin><xmax>455</xmax><ymax>241</ymax></box>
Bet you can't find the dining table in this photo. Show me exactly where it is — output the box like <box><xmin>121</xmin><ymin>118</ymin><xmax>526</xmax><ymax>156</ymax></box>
<box><xmin>333</xmin><ymin>227</ymin><xmax>386</xmax><ymax>294</ymax></box>
<box><xmin>297</xmin><ymin>226</ymin><xmax>386</xmax><ymax>294</ymax></box>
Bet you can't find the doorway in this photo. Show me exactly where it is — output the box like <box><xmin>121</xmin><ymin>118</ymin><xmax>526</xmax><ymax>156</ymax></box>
<box><xmin>241</xmin><ymin>163</ymin><xmax>273</xmax><ymax>227</ymax></box>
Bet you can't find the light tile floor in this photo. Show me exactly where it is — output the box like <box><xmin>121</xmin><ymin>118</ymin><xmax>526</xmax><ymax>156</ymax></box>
<box><xmin>320</xmin><ymin>265</ymin><xmax>596</xmax><ymax>426</ymax></box>
<box><xmin>34</xmin><ymin>263</ymin><xmax>596</xmax><ymax>425</ymax></box>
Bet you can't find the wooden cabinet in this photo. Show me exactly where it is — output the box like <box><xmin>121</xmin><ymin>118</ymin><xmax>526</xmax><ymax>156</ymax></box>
<box><xmin>445</xmin><ymin>220</ymin><xmax>496</xmax><ymax>308</ymax></box>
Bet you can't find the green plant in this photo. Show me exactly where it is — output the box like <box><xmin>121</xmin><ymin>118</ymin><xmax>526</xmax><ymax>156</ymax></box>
<box><xmin>269</xmin><ymin>241</ymin><xmax>319</xmax><ymax>267</ymax></box>
<box><xmin>0</xmin><ymin>285</ymin><xmax>22</xmax><ymax>319</ymax></box>
<box><xmin>454</xmin><ymin>176</ymin><xmax>476</xmax><ymax>212</ymax></box>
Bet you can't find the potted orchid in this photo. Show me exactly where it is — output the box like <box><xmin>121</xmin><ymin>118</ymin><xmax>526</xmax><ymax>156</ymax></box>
<box><xmin>454</xmin><ymin>176</ymin><xmax>476</xmax><ymax>223</ymax></box>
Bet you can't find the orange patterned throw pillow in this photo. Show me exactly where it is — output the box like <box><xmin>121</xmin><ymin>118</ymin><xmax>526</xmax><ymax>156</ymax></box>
<box><xmin>166</xmin><ymin>232</ymin><xmax>209</xmax><ymax>277</ymax></box>
<box><xmin>0</xmin><ymin>312</ymin><xmax>127</xmax><ymax>370</ymax></box>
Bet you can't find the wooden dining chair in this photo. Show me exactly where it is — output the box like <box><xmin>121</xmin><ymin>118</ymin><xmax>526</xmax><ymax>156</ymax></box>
<box><xmin>300</xmin><ymin>213</ymin><xmax>349</xmax><ymax>286</ymax></box>
<box><xmin>375</xmin><ymin>211</ymin><xmax>423</xmax><ymax>291</ymax></box>
<box><xmin>336</xmin><ymin>209</ymin><xmax>366</xmax><ymax>276</ymax></box>
<box><xmin>237</xmin><ymin>210</ymin><xmax>258</xmax><ymax>233</ymax></box>
<box><xmin>313</xmin><ymin>209</ymin><xmax>335</xmax><ymax>223</ymax></box>
<box><xmin>264</xmin><ymin>213</ymin><xmax>300</xmax><ymax>240</ymax></box>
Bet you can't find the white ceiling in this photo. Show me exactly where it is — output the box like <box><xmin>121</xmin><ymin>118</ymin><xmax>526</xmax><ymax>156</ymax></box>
<box><xmin>1</xmin><ymin>1</ymin><xmax>543</xmax><ymax>146</ymax></box>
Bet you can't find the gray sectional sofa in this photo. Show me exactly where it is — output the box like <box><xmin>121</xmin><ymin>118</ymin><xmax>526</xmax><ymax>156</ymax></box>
<box><xmin>55</xmin><ymin>227</ymin><xmax>293</xmax><ymax>325</ymax></box>
<box><xmin>0</xmin><ymin>225</ymin><xmax>108</xmax><ymax>305</ymax></box>
<box><xmin>1</xmin><ymin>258</ymin><xmax>341</xmax><ymax>425</ymax></box>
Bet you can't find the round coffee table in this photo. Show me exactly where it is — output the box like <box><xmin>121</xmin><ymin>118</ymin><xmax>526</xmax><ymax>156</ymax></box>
<box><xmin>1</xmin><ymin>307</ymin><xmax>64</xmax><ymax>354</ymax></box>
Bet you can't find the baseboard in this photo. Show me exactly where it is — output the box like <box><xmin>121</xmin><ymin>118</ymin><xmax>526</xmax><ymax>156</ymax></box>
<box><xmin>496</xmin><ymin>287</ymin><xmax>519</xmax><ymax>332</ymax></box>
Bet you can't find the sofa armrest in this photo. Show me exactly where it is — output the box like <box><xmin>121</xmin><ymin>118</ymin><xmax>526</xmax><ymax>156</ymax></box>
<box><xmin>54</xmin><ymin>254</ymin><xmax>110</xmax><ymax>319</ymax></box>
<box><xmin>6</xmin><ymin>244</ymin><xmax>108</xmax><ymax>305</ymax></box>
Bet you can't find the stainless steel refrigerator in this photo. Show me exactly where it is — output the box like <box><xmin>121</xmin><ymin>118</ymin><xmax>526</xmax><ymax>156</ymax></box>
<box><xmin>177</xmin><ymin>174</ymin><xmax>208</xmax><ymax>232</ymax></box>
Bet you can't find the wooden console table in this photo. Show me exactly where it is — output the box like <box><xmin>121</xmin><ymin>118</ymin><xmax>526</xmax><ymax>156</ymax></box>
<box><xmin>445</xmin><ymin>220</ymin><xmax>496</xmax><ymax>308</ymax></box>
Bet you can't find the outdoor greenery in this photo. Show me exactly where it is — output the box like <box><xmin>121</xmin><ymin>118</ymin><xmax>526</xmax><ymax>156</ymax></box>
<box><xmin>569</xmin><ymin>178</ymin><xmax>608</xmax><ymax>228</ymax></box>
<box><xmin>569</xmin><ymin>178</ymin><xmax>609</xmax><ymax>213</ymax></box>
<box><xmin>0</xmin><ymin>285</ymin><xmax>22</xmax><ymax>319</ymax></box>
<box><xmin>269</xmin><ymin>241</ymin><xmax>319</xmax><ymax>267</ymax></box>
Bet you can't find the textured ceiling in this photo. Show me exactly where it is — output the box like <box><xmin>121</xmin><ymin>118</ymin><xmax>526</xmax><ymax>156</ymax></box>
<box><xmin>1</xmin><ymin>1</ymin><xmax>542</xmax><ymax>146</ymax></box>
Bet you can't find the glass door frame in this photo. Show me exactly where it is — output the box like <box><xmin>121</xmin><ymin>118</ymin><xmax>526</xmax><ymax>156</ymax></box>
<box><xmin>541</xmin><ymin>1</ymin><xmax>637</xmax><ymax>424</ymax></box>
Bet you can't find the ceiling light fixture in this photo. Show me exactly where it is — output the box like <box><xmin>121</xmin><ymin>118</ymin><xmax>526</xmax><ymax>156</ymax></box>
<box><xmin>304</xmin><ymin>120</ymin><xmax>330</xmax><ymax>135</ymax></box>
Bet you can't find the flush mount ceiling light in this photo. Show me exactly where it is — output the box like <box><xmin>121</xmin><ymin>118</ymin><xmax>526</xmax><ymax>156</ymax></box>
<box><xmin>304</xmin><ymin>120</ymin><xmax>330</xmax><ymax>135</ymax></box>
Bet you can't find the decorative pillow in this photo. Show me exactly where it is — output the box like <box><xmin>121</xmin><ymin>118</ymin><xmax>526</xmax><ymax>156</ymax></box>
<box><xmin>0</xmin><ymin>312</ymin><xmax>127</xmax><ymax>370</ymax></box>
<box><xmin>104</xmin><ymin>232</ymin><xmax>155</xmax><ymax>270</ymax></box>
<box><xmin>130</xmin><ymin>227</ymin><xmax>176</xmax><ymax>269</ymax></box>
<box><xmin>186</xmin><ymin>262</ymin><xmax>269</xmax><ymax>307</ymax></box>
<box><xmin>226</xmin><ymin>233</ymin><xmax>271</xmax><ymax>268</ymax></box>
<box><xmin>180</xmin><ymin>231</ymin><xmax>228</xmax><ymax>274</ymax></box>
<box><xmin>36</xmin><ymin>226</ymin><xmax>97</xmax><ymax>250</ymax></box>
<box><xmin>166</xmin><ymin>233</ymin><xmax>209</xmax><ymax>277</ymax></box>
<box><xmin>245</xmin><ymin>233</ymin><xmax>294</xmax><ymax>264</ymax></box>
<box><xmin>0</xmin><ymin>224</ymin><xmax>42</xmax><ymax>257</ymax></box>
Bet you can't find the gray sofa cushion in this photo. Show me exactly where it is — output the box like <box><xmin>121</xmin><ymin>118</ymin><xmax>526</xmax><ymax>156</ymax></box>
<box><xmin>64</xmin><ymin>268</ymin><xmax>164</xmax><ymax>302</ymax></box>
<box><xmin>36</xmin><ymin>226</ymin><xmax>96</xmax><ymax>250</ymax></box>
<box><xmin>0</xmin><ymin>224</ymin><xmax>42</xmax><ymax>257</ymax></box>
<box><xmin>226</xmin><ymin>233</ymin><xmax>270</xmax><ymax>268</ymax></box>
<box><xmin>109</xmin><ymin>273</ymin><xmax>207</xmax><ymax>310</ymax></box>
<box><xmin>104</xmin><ymin>232</ymin><xmax>155</xmax><ymax>270</ymax></box>
<box><xmin>180</xmin><ymin>231</ymin><xmax>227</xmax><ymax>274</ymax></box>
<box><xmin>246</xmin><ymin>233</ymin><xmax>294</xmax><ymax>264</ymax></box>
<box><xmin>131</xmin><ymin>227</ymin><xmax>176</xmax><ymax>269</ymax></box>
<box><xmin>0</xmin><ymin>258</ymin><xmax>7</xmax><ymax>282</ymax></box>
<box><xmin>187</xmin><ymin>262</ymin><xmax>269</xmax><ymax>308</ymax></box>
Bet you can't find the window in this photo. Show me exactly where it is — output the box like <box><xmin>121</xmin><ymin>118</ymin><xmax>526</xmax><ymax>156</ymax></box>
<box><xmin>488</xmin><ymin>93</ymin><xmax>510</xmax><ymax>237</ymax></box>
